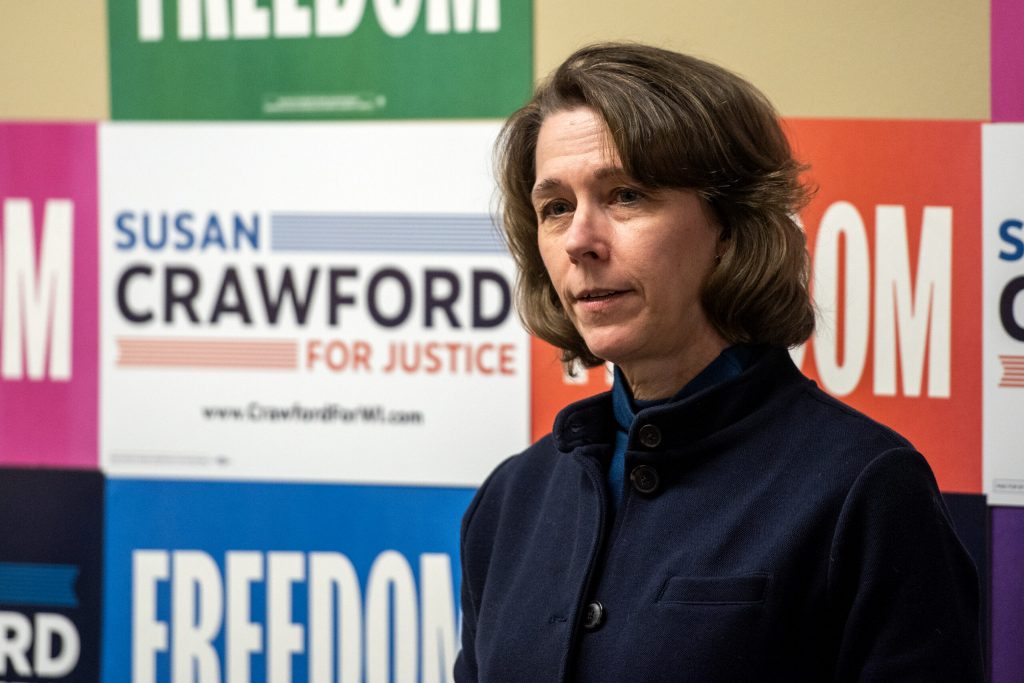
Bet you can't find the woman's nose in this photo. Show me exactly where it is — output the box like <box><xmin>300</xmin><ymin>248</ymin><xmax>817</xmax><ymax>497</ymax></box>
<box><xmin>564</xmin><ymin>203</ymin><xmax>610</xmax><ymax>263</ymax></box>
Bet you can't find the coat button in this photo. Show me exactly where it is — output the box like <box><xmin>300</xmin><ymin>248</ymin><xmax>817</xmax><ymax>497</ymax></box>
<box><xmin>630</xmin><ymin>464</ymin><xmax>660</xmax><ymax>495</ymax></box>
<box><xmin>583</xmin><ymin>601</ymin><xmax>605</xmax><ymax>630</ymax></box>
<box><xmin>638</xmin><ymin>424</ymin><xmax>662</xmax><ymax>448</ymax></box>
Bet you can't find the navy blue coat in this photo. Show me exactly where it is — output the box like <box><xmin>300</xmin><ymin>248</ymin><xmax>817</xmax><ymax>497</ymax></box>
<box><xmin>455</xmin><ymin>348</ymin><xmax>983</xmax><ymax>682</ymax></box>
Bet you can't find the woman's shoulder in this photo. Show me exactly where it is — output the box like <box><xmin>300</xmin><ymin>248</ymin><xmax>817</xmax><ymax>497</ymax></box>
<box><xmin>789</xmin><ymin>378</ymin><xmax>916</xmax><ymax>455</ymax></box>
<box><xmin>738</xmin><ymin>350</ymin><xmax>931</xmax><ymax>495</ymax></box>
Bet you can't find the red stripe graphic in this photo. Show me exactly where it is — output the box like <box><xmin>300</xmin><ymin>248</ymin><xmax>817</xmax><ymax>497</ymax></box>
<box><xmin>117</xmin><ymin>338</ymin><xmax>298</xmax><ymax>370</ymax></box>
<box><xmin>999</xmin><ymin>355</ymin><xmax>1024</xmax><ymax>388</ymax></box>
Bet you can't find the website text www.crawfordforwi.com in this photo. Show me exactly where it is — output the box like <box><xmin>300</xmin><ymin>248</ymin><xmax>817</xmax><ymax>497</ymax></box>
<box><xmin>202</xmin><ymin>402</ymin><xmax>424</xmax><ymax>425</ymax></box>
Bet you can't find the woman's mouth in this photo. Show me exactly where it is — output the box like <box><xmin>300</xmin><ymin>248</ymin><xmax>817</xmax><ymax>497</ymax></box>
<box><xmin>578</xmin><ymin>289</ymin><xmax>621</xmax><ymax>301</ymax></box>
<box><xmin>573</xmin><ymin>289</ymin><xmax>631</xmax><ymax>312</ymax></box>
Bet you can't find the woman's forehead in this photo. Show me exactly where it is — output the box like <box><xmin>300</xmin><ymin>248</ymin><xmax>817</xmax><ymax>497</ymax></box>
<box><xmin>533</xmin><ymin>108</ymin><xmax>624</xmax><ymax>186</ymax></box>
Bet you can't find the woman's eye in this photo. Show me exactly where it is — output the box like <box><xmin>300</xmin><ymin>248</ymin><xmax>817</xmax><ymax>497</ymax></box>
<box><xmin>542</xmin><ymin>200</ymin><xmax>572</xmax><ymax>218</ymax></box>
<box><xmin>614</xmin><ymin>188</ymin><xmax>644</xmax><ymax>204</ymax></box>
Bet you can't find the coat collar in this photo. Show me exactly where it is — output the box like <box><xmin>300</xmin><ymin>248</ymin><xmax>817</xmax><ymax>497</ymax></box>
<box><xmin>551</xmin><ymin>346</ymin><xmax>810</xmax><ymax>455</ymax></box>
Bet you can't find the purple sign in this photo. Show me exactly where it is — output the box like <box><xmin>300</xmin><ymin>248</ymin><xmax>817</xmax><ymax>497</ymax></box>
<box><xmin>993</xmin><ymin>0</ymin><xmax>1024</xmax><ymax>121</ymax></box>
<box><xmin>992</xmin><ymin>507</ymin><xmax>1024</xmax><ymax>682</ymax></box>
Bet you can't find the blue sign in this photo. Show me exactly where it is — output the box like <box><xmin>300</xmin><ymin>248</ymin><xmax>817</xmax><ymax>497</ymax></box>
<box><xmin>102</xmin><ymin>478</ymin><xmax>474</xmax><ymax>682</ymax></box>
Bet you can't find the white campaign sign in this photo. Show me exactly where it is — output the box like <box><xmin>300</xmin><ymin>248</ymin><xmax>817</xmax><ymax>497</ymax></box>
<box><xmin>99</xmin><ymin>122</ymin><xmax>527</xmax><ymax>485</ymax></box>
<box><xmin>983</xmin><ymin>123</ymin><xmax>1024</xmax><ymax>506</ymax></box>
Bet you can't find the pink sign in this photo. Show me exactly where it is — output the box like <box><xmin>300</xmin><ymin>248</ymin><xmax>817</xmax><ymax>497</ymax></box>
<box><xmin>993</xmin><ymin>0</ymin><xmax>1024</xmax><ymax>121</ymax></box>
<box><xmin>0</xmin><ymin>124</ymin><xmax>98</xmax><ymax>467</ymax></box>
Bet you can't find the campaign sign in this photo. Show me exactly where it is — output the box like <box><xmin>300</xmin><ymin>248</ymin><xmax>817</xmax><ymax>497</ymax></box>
<box><xmin>0</xmin><ymin>468</ymin><xmax>104</xmax><ymax>682</ymax></box>
<box><xmin>982</xmin><ymin>124</ymin><xmax>1024</xmax><ymax>506</ymax></box>
<box><xmin>992</xmin><ymin>506</ymin><xmax>1024</xmax><ymax>683</ymax></box>
<box><xmin>102</xmin><ymin>477</ymin><xmax>473</xmax><ymax>683</ymax></box>
<box><xmin>786</xmin><ymin>119</ymin><xmax>982</xmax><ymax>494</ymax></box>
<box><xmin>99</xmin><ymin>122</ymin><xmax>528</xmax><ymax>486</ymax></box>
<box><xmin>107</xmin><ymin>0</ymin><xmax>531</xmax><ymax>120</ymax></box>
<box><xmin>0</xmin><ymin>124</ymin><xmax>99</xmax><ymax>468</ymax></box>
<box><xmin>527</xmin><ymin>120</ymin><xmax>983</xmax><ymax>494</ymax></box>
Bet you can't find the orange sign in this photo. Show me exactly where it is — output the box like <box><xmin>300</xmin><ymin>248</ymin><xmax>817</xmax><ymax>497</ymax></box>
<box><xmin>788</xmin><ymin>119</ymin><xmax>981</xmax><ymax>493</ymax></box>
<box><xmin>529</xmin><ymin>119</ymin><xmax>982</xmax><ymax>494</ymax></box>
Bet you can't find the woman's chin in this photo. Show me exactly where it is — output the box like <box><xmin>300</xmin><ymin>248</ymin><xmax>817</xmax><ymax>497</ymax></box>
<box><xmin>579</xmin><ymin>336</ymin><xmax>635</xmax><ymax>368</ymax></box>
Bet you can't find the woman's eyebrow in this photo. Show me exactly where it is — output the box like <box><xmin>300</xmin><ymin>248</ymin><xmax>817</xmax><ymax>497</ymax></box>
<box><xmin>593</xmin><ymin>166</ymin><xmax>630</xmax><ymax>182</ymax></box>
<box><xmin>531</xmin><ymin>177</ymin><xmax>562</xmax><ymax>199</ymax></box>
<box><xmin>531</xmin><ymin>166</ymin><xmax>631</xmax><ymax>199</ymax></box>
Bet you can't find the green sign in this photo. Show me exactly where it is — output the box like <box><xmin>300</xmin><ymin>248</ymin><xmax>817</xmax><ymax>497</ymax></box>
<box><xmin>109</xmin><ymin>0</ymin><xmax>532</xmax><ymax>119</ymax></box>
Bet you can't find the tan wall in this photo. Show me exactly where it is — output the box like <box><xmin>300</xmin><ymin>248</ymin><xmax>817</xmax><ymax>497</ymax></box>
<box><xmin>536</xmin><ymin>0</ymin><xmax>990</xmax><ymax>120</ymax></box>
<box><xmin>0</xmin><ymin>0</ymin><xmax>110</xmax><ymax>120</ymax></box>
<box><xmin>0</xmin><ymin>0</ymin><xmax>990</xmax><ymax>120</ymax></box>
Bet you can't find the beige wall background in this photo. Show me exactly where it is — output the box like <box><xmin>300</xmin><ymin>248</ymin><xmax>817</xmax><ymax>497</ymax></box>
<box><xmin>0</xmin><ymin>0</ymin><xmax>991</xmax><ymax>121</ymax></box>
<box><xmin>0</xmin><ymin>0</ymin><xmax>111</xmax><ymax>120</ymax></box>
<box><xmin>536</xmin><ymin>1</ymin><xmax>990</xmax><ymax>120</ymax></box>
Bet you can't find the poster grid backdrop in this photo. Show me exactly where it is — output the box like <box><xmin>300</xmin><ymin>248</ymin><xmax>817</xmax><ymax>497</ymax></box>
<box><xmin>2</xmin><ymin>3</ymin><xmax>1024</xmax><ymax>677</ymax></box>
<box><xmin>0</xmin><ymin>116</ymin><xmax>1014</xmax><ymax>683</ymax></box>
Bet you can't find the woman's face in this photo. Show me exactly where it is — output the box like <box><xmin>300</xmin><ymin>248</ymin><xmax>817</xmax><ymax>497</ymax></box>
<box><xmin>533</xmin><ymin>107</ymin><xmax>725</xmax><ymax>383</ymax></box>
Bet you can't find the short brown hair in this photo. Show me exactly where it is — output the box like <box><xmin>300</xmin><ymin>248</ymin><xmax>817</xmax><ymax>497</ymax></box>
<box><xmin>497</xmin><ymin>42</ymin><xmax>815</xmax><ymax>367</ymax></box>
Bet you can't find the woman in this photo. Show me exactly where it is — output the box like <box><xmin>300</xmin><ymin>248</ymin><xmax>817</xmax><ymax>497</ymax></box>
<box><xmin>455</xmin><ymin>44</ymin><xmax>983</xmax><ymax>682</ymax></box>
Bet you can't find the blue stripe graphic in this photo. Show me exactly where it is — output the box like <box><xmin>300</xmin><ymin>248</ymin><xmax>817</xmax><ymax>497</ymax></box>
<box><xmin>0</xmin><ymin>562</ymin><xmax>79</xmax><ymax>607</ymax></box>
<box><xmin>270</xmin><ymin>213</ymin><xmax>506</xmax><ymax>253</ymax></box>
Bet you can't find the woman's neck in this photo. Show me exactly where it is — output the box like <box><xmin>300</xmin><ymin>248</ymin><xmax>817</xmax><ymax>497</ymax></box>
<box><xmin>618</xmin><ymin>334</ymin><xmax>729</xmax><ymax>401</ymax></box>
